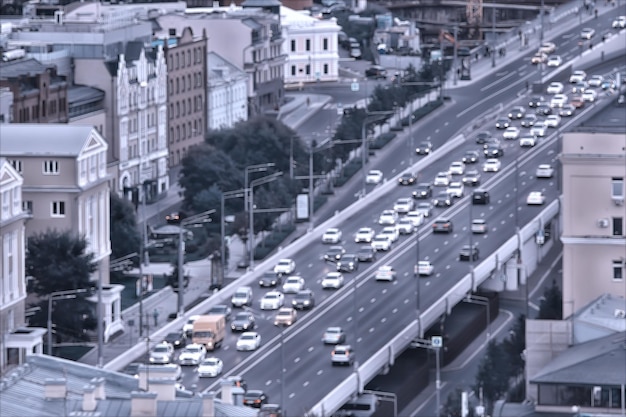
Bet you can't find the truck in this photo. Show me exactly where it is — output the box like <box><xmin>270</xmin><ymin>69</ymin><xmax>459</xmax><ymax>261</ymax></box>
<box><xmin>191</xmin><ymin>314</ymin><xmax>225</xmax><ymax>351</ymax></box>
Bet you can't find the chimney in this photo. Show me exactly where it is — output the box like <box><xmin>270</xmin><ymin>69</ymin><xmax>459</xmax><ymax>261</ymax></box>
<box><xmin>130</xmin><ymin>391</ymin><xmax>158</xmax><ymax>417</ymax></box>
<box><xmin>82</xmin><ymin>384</ymin><xmax>97</xmax><ymax>411</ymax></box>
<box><xmin>201</xmin><ymin>391</ymin><xmax>216</xmax><ymax>417</ymax></box>
<box><xmin>220</xmin><ymin>379</ymin><xmax>233</xmax><ymax>405</ymax></box>
<box><xmin>232</xmin><ymin>386</ymin><xmax>245</xmax><ymax>406</ymax></box>
<box><xmin>148</xmin><ymin>377</ymin><xmax>176</xmax><ymax>401</ymax></box>
<box><xmin>90</xmin><ymin>377</ymin><xmax>106</xmax><ymax>400</ymax></box>
<box><xmin>45</xmin><ymin>378</ymin><xmax>66</xmax><ymax>399</ymax></box>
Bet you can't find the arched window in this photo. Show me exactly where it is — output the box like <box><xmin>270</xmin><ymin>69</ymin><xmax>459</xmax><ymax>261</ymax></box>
<box><xmin>169</xmin><ymin>127</ymin><xmax>174</xmax><ymax>144</ymax></box>
<box><xmin>182</xmin><ymin>124</ymin><xmax>186</xmax><ymax>140</ymax></box>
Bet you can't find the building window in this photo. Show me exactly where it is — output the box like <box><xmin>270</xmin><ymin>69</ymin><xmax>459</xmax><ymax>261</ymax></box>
<box><xmin>324</xmin><ymin>63</ymin><xmax>329</xmax><ymax>74</ymax></box>
<box><xmin>305</xmin><ymin>39</ymin><xmax>311</xmax><ymax>51</ymax></box>
<box><xmin>10</xmin><ymin>159</ymin><xmax>22</xmax><ymax>173</ymax></box>
<box><xmin>43</xmin><ymin>160</ymin><xmax>59</xmax><ymax>175</ymax></box>
<box><xmin>291</xmin><ymin>39</ymin><xmax>296</xmax><ymax>52</ymax></box>
<box><xmin>612</xmin><ymin>177</ymin><xmax>624</xmax><ymax>199</ymax></box>
<box><xmin>51</xmin><ymin>201</ymin><xmax>66</xmax><ymax>217</ymax></box>
<box><xmin>305</xmin><ymin>64</ymin><xmax>311</xmax><ymax>75</ymax></box>
<box><xmin>323</xmin><ymin>38</ymin><xmax>328</xmax><ymax>50</ymax></box>
<box><xmin>613</xmin><ymin>217</ymin><xmax>623</xmax><ymax>236</ymax></box>
<box><xmin>613</xmin><ymin>260</ymin><xmax>624</xmax><ymax>281</ymax></box>
<box><xmin>291</xmin><ymin>65</ymin><xmax>296</xmax><ymax>76</ymax></box>
<box><xmin>22</xmin><ymin>200</ymin><xmax>32</xmax><ymax>214</ymax></box>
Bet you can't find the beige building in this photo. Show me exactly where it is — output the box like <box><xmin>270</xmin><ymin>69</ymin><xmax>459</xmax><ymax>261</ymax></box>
<box><xmin>560</xmin><ymin>100</ymin><xmax>626</xmax><ymax>319</ymax></box>
<box><xmin>0</xmin><ymin>158</ymin><xmax>46</xmax><ymax>374</ymax></box>
<box><xmin>0</xmin><ymin>124</ymin><xmax>124</xmax><ymax>342</ymax></box>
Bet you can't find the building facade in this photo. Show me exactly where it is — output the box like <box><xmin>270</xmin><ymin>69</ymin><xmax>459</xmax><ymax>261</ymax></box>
<box><xmin>158</xmin><ymin>26</ymin><xmax>208</xmax><ymax>167</ymax></box>
<box><xmin>0</xmin><ymin>58</ymin><xmax>68</xmax><ymax>124</ymax></box>
<box><xmin>207</xmin><ymin>51</ymin><xmax>248</xmax><ymax>130</ymax></box>
<box><xmin>0</xmin><ymin>87</ymin><xmax>13</xmax><ymax>123</ymax></box>
<box><xmin>0</xmin><ymin>158</ymin><xmax>45</xmax><ymax>374</ymax></box>
<box><xmin>281</xmin><ymin>6</ymin><xmax>340</xmax><ymax>84</ymax></box>
<box><xmin>67</xmin><ymin>85</ymin><xmax>107</xmax><ymax>139</ymax></box>
<box><xmin>560</xmin><ymin>102</ymin><xmax>626</xmax><ymax>319</ymax></box>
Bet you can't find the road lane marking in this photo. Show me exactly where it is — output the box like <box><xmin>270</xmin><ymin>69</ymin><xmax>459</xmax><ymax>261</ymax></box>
<box><xmin>392</xmin><ymin>308</ymin><xmax>398</xmax><ymax>313</ymax></box>
<box><xmin>381</xmin><ymin>317</ymin><xmax>387</xmax><ymax>323</ymax></box>
<box><xmin>295</xmin><ymin>357</ymin><xmax>300</xmax><ymax>363</ymax></box>
<box><xmin>308</xmin><ymin>346</ymin><xmax>314</xmax><ymax>352</ymax></box>
<box><xmin>265</xmin><ymin>380</ymin><xmax>272</xmax><ymax>386</ymax></box>
<box><xmin>303</xmin><ymin>381</ymin><xmax>309</xmax><ymax>387</ymax></box>
<box><xmin>370</xmin><ymin>298</ymin><xmax>376</xmax><ymax>303</ymax></box>
<box><xmin>369</xmin><ymin>327</ymin><xmax>375</xmax><ymax>333</ymax></box>
<box><xmin>317</xmin><ymin>369</ymin><xmax>323</xmax><ymax>375</ymax></box>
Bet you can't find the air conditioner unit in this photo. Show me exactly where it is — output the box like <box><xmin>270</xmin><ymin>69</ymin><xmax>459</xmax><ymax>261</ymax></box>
<box><xmin>613</xmin><ymin>197</ymin><xmax>624</xmax><ymax>206</ymax></box>
<box><xmin>597</xmin><ymin>218</ymin><xmax>610</xmax><ymax>228</ymax></box>
<box><xmin>614</xmin><ymin>309</ymin><xmax>626</xmax><ymax>319</ymax></box>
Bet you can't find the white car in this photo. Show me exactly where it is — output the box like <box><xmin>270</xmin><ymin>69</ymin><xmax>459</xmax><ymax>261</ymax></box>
<box><xmin>281</xmin><ymin>276</ymin><xmax>305</xmax><ymax>294</ymax></box>
<box><xmin>150</xmin><ymin>342</ymin><xmax>174</xmax><ymax>364</ymax></box>
<box><xmin>580</xmin><ymin>28</ymin><xmax>595</xmax><ymax>40</ymax></box>
<box><xmin>483</xmin><ymin>159</ymin><xmax>502</xmax><ymax>172</ymax></box>
<box><xmin>448</xmin><ymin>161</ymin><xmax>465</xmax><ymax>175</ymax></box>
<box><xmin>354</xmin><ymin>227</ymin><xmax>375</xmax><ymax>243</ymax></box>
<box><xmin>503</xmin><ymin>127</ymin><xmax>520</xmax><ymax>140</ymax></box>
<box><xmin>446</xmin><ymin>182</ymin><xmax>464</xmax><ymax>198</ymax></box>
<box><xmin>393</xmin><ymin>197</ymin><xmax>414</xmax><ymax>214</ymax></box>
<box><xmin>417</xmin><ymin>261</ymin><xmax>434</xmax><ymax>276</ymax></box>
<box><xmin>536</xmin><ymin>164</ymin><xmax>554</xmax><ymax>178</ymax></box>
<box><xmin>396</xmin><ymin>218</ymin><xmax>414</xmax><ymax>234</ymax></box>
<box><xmin>260</xmin><ymin>291</ymin><xmax>285</xmax><ymax>310</ymax></box>
<box><xmin>322</xmin><ymin>272</ymin><xmax>344</xmax><ymax>289</ymax></box>
<box><xmin>587</xmin><ymin>75</ymin><xmax>604</xmax><ymax>87</ymax></box>
<box><xmin>546</xmin><ymin>82</ymin><xmax>564</xmax><ymax>94</ymax></box>
<box><xmin>546</xmin><ymin>55</ymin><xmax>562</xmax><ymax>67</ymax></box>
<box><xmin>414</xmin><ymin>203</ymin><xmax>432</xmax><ymax>218</ymax></box>
<box><xmin>197</xmin><ymin>357</ymin><xmax>223</xmax><ymax>378</ymax></box>
<box><xmin>582</xmin><ymin>90</ymin><xmax>597</xmax><ymax>102</ymax></box>
<box><xmin>236</xmin><ymin>332</ymin><xmax>261</xmax><ymax>351</ymax></box>
<box><xmin>322</xmin><ymin>228</ymin><xmax>342</xmax><ymax>244</ymax></box>
<box><xmin>183</xmin><ymin>315</ymin><xmax>200</xmax><ymax>336</ymax></box>
<box><xmin>371</xmin><ymin>234</ymin><xmax>392</xmax><ymax>251</ymax></box>
<box><xmin>380</xmin><ymin>226</ymin><xmax>399</xmax><ymax>242</ymax></box>
<box><xmin>550</xmin><ymin>94</ymin><xmax>568</xmax><ymax>108</ymax></box>
<box><xmin>527</xmin><ymin>191</ymin><xmax>546</xmax><ymax>205</ymax></box>
<box><xmin>612</xmin><ymin>16</ymin><xmax>626</xmax><ymax>28</ymax></box>
<box><xmin>544</xmin><ymin>115</ymin><xmax>561</xmax><ymax>128</ymax></box>
<box><xmin>365</xmin><ymin>169</ymin><xmax>383</xmax><ymax>184</ymax></box>
<box><xmin>274</xmin><ymin>259</ymin><xmax>295</xmax><ymax>275</ymax></box>
<box><xmin>433</xmin><ymin>171</ymin><xmax>451</xmax><ymax>187</ymax></box>
<box><xmin>405</xmin><ymin>210</ymin><xmax>424</xmax><ymax>227</ymax></box>
<box><xmin>378</xmin><ymin>209</ymin><xmax>398</xmax><ymax>225</ymax></box>
<box><xmin>178</xmin><ymin>344</ymin><xmax>207</xmax><ymax>366</ymax></box>
<box><xmin>519</xmin><ymin>135</ymin><xmax>537</xmax><ymax>147</ymax></box>
<box><xmin>375</xmin><ymin>265</ymin><xmax>397</xmax><ymax>282</ymax></box>
<box><xmin>538</xmin><ymin>42</ymin><xmax>556</xmax><ymax>54</ymax></box>
<box><xmin>530</xmin><ymin>123</ymin><xmax>547</xmax><ymax>137</ymax></box>
<box><xmin>471</xmin><ymin>219</ymin><xmax>488</xmax><ymax>234</ymax></box>
<box><xmin>569</xmin><ymin>70</ymin><xmax>587</xmax><ymax>84</ymax></box>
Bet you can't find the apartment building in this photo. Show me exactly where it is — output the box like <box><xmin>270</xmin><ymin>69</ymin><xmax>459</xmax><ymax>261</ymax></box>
<box><xmin>207</xmin><ymin>51</ymin><xmax>248</xmax><ymax>130</ymax></box>
<box><xmin>0</xmin><ymin>58</ymin><xmax>68</xmax><ymax>123</ymax></box>
<box><xmin>281</xmin><ymin>5</ymin><xmax>340</xmax><ymax>84</ymax></box>
<box><xmin>67</xmin><ymin>85</ymin><xmax>106</xmax><ymax>138</ymax></box>
<box><xmin>0</xmin><ymin>158</ymin><xmax>45</xmax><ymax>374</ymax></box>
<box><xmin>560</xmin><ymin>99</ymin><xmax>626</xmax><ymax>319</ymax></box>
<box><xmin>0</xmin><ymin>124</ymin><xmax>124</xmax><ymax>342</ymax></box>
<box><xmin>0</xmin><ymin>87</ymin><xmax>13</xmax><ymax>123</ymax></box>
<box><xmin>156</xmin><ymin>26</ymin><xmax>208</xmax><ymax>167</ymax></box>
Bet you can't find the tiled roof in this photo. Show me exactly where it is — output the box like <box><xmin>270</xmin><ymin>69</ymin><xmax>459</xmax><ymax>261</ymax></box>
<box><xmin>0</xmin><ymin>58</ymin><xmax>50</xmax><ymax>79</ymax></box>
<box><xmin>0</xmin><ymin>124</ymin><xmax>96</xmax><ymax>157</ymax></box>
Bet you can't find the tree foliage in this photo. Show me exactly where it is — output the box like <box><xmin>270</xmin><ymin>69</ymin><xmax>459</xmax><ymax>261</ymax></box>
<box><xmin>473</xmin><ymin>340</ymin><xmax>511</xmax><ymax>414</ymax></box>
<box><xmin>26</xmin><ymin>230</ymin><xmax>98</xmax><ymax>342</ymax></box>
<box><xmin>538</xmin><ymin>280</ymin><xmax>563</xmax><ymax>320</ymax></box>
<box><xmin>110</xmin><ymin>193</ymin><xmax>142</xmax><ymax>260</ymax></box>
<box><xmin>501</xmin><ymin>314</ymin><xmax>526</xmax><ymax>377</ymax></box>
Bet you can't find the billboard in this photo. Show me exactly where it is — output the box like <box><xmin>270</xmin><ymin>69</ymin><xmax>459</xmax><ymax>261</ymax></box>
<box><xmin>296</xmin><ymin>194</ymin><xmax>309</xmax><ymax>220</ymax></box>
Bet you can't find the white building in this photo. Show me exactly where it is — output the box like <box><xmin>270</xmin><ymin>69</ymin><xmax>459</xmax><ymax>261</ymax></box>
<box><xmin>0</xmin><ymin>87</ymin><xmax>13</xmax><ymax>123</ymax></box>
<box><xmin>281</xmin><ymin>6</ymin><xmax>340</xmax><ymax>84</ymax></box>
<box><xmin>208</xmin><ymin>51</ymin><xmax>248</xmax><ymax>130</ymax></box>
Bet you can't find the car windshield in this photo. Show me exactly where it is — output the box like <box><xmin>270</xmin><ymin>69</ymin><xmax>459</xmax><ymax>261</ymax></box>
<box><xmin>234</xmin><ymin>313</ymin><xmax>249</xmax><ymax>320</ymax></box>
<box><xmin>153</xmin><ymin>345</ymin><xmax>169</xmax><ymax>353</ymax></box>
<box><xmin>186</xmin><ymin>346</ymin><xmax>202</xmax><ymax>353</ymax></box>
<box><xmin>203</xmin><ymin>359</ymin><xmax>218</xmax><ymax>366</ymax></box>
<box><xmin>266</xmin><ymin>294</ymin><xmax>278</xmax><ymax>299</ymax></box>
<box><xmin>286</xmin><ymin>278</ymin><xmax>300</xmax><ymax>284</ymax></box>
<box><xmin>241</xmin><ymin>334</ymin><xmax>255</xmax><ymax>340</ymax></box>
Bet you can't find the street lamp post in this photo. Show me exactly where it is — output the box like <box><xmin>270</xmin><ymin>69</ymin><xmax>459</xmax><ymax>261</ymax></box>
<box><xmin>245</xmin><ymin>163</ymin><xmax>276</xmax><ymax>268</ymax></box>
<box><xmin>411</xmin><ymin>338</ymin><xmax>442</xmax><ymax>416</ymax></box>
<box><xmin>492</xmin><ymin>0</ymin><xmax>497</xmax><ymax>68</ymax></box>
<box><xmin>177</xmin><ymin>210</ymin><xmax>215</xmax><ymax>317</ymax></box>
<box><xmin>221</xmin><ymin>189</ymin><xmax>246</xmax><ymax>283</ymax></box>
<box><xmin>47</xmin><ymin>288</ymin><xmax>89</xmax><ymax>356</ymax></box>
<box><xmin>248</xmin><ymin>172</ymin><xmax>283</xmax><ymax>270</ymax></box>
<box><xmin>111</xmin><ymin>253</ymin><xmax>143</xmax><ymax>337</ymax></box>
<box><xmin>465</xmin><ymin>294</ymin><xmax>491</xmax><ymax>342</ymax></box>
<box><xmin>361</xmin><ymin>111</ymin><xmax>396</xmax><ymax>197</ymax></box>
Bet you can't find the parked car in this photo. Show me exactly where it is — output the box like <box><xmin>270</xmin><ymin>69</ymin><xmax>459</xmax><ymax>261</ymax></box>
<box><xmin>365</xmin><ymin>65</ymin><xmax>387</xmax><ymax>79</ymax></box>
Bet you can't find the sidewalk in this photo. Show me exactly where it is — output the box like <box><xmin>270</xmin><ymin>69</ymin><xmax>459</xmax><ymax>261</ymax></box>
<box><xmin>278</xmin><ymin>92</ymin><xmax>333</xmax><ymax>131</ymax></box>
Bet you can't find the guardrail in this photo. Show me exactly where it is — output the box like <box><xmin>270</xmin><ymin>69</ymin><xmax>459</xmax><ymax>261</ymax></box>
<box><xmin>309</xmin><ymin>198</ymin><xmax>560</xmax><ymax>417</ymax></box>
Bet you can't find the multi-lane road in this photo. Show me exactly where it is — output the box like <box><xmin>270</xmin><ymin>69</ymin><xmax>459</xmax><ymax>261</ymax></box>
<box><xmin>133</xmin><ymin>9</ymin><xmax>626</xmax><ymax>415</ymax></box>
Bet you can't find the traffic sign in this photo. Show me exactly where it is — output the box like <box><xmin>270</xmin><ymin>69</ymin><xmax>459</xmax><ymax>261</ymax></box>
<box><xmin>431</xmin><ymin>336</ymin><xmax>443</xmax><ymax>348</ymax></box>
<box><xmin>351</xmin><ymin>81</ymin><xmax>359</xmax><ymax>92</ymax></box>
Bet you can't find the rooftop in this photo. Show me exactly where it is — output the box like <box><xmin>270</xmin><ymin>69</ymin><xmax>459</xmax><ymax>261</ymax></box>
<box><xmin>0</xmin><ymin>58</ymin><xmax>51</xmax><ymax>79</ymax></box>
<box><xmin>0</xmin><ymin>124</ymin><xmax>103</xmax><ymax>157</ymax></box>
<box><xmin>571</xmin><ymin>90</ymin><xmax>626</xmax><ymax>134</ymax></box>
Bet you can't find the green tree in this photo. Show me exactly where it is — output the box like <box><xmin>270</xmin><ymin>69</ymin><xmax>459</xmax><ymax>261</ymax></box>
<box><xmin>501</xmin><ymin>314</ymin><xmax>526</xmax><ymax>377</ymax></box>
<box><xmin>441</xmin><ymin>388</ymin><xmax>475</xmax><ymax>417</ymax></box>
<box><xmin>537</xmin><ymin>280</ymin><xmax>563</xmax><ymax>319</ymax></box>
<box><xmin>110</xmin><ymin>193</ymin><xmax>142</xmax><ymax>260</ymax></box>
<box><xmin>26</xmin><ymin>230</ymin><xmax>98</xmax><ymax>343</ymax></box>
<box><xmin>474</xmin><ymin>340</ymin><xmax>510</xmax><ymax>415</ymax></box>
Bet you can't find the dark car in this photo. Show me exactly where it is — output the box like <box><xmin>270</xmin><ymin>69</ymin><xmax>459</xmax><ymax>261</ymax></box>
<box><xmin>521</xmin><ymin>114</ymin><xmax>538</xmax><ymax>128</ymax></box>
<box><xmin>472</xmin><ymin>189</ymin><xmax>490</xmax><ymax>205</ymax></box>
<box><xmin>475</xmin><ymin>131</ymin><xmax>492</xmax><ymax>144</ymax></box>
<box><xmin>243</xmin><ymin>390</ymin><xmax>268</xmax><ymax>408</ymax></box>
<box><xmin>495</xmin><ymin>117</ymin><xmax>510</xmax><ymax>129</ymax></box>
<box><xmin>528</xmin><ymin>96</ymin><xmax>545</xmax><ymax>107</ymax></box>
<box><xmin>433</xmin><ymin>191</ymin><xmax>452</xmax><ymax>207</ymax></box>
<box><xmin>412</xmin><ymin>183</ymin><xmax>433</xmax><ymax>199</ymax></box>
<box><xmin>365</xmin><ymin>65</ymin><xmax>387</xmax><ymax>79</ymax></box>
<box><xmin>259</xmin><ymin>271</ymin><xmax>282</xmax><ymax>288</ymax></box>
<box><xmin>535</xmin><ymin>105</ymin><xmax>552</xmax><ymax>116</ymax></box>
<box><xmin>462</xmin><ymin>150</ymin><xmax>480</xmax><ymax>164</ymax></box>
<box><xmin>208</xmin><ymin>304</ymin><xmax>232</xmax><ymax>321</ymax></box>
<box><xmin>462</xmin><ymin>170</ymin><xmax>481</xmax><ymax>186</ymax></box>
<box><xmin>459</xmin><ymin>244</ymin><xmax>480</xmax><ymax>261</ymax></box>
<box><xmin>165</xmin><ymin>211</ymin><xmax>187</xmax><ymax>224</ymax></box>
<box><xmin>336</xmin><ymin>254</ymin><xmax>359</xmax><ymax>272</ymax></box>
<box><xmin>225</xmin><ymin>375</ymin><xmax>247</xmax><ymax>391</ymax></box>
<box><xmin>507</xmin><ymin>106</ymin><xmax>526</xmax><ymax>119</ymax></box>
<box><xmin>324</xmin><ymin>245</ymin><xmax>345</xmax><ymax>262</ymax></box>
<box><xmin>432</xmin><ymin>218</ymin><xmax>454</xmax><ymax>233</ymax></box>
<box><xmin>483</xmin><ymin>145</ymin><xmax>504</xmax><ymax>158</ymax></box>
<box><xmin>356</xmin><ymin>246</ymin><xmax>376</xmax><ymax>262</ymax></box>
<box><xmin>398</xmin><ymin>172</ymin><xmax>417</xmax><ymax>185</ymax></box>
<box><xmin>166</xmin><ymin>273</ymin><xmax>190</xmax><ymax>292</ymax></box>
<box><xmin>292</xmin><ymin>289</ymin><xmax>316</xmax><ymax>310</ymax></box>
<box><xmin>163</xmin><ymin>331</ymin><xmax>187</xmax><ymax>349</ymax></box>
<box><xmin>231</xmin><ymin>311</ymin><xmax>256</xmax><ymax>332</ymax></box>
<box><xmin>415</xmin><ymin>141</ymin><xmax>433</xmax><ymax>155</ymax></box>
<box><xmin>482</xmin><ymin>137</ymin><xmax>500</xmax><ymax>149</ymax></box>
